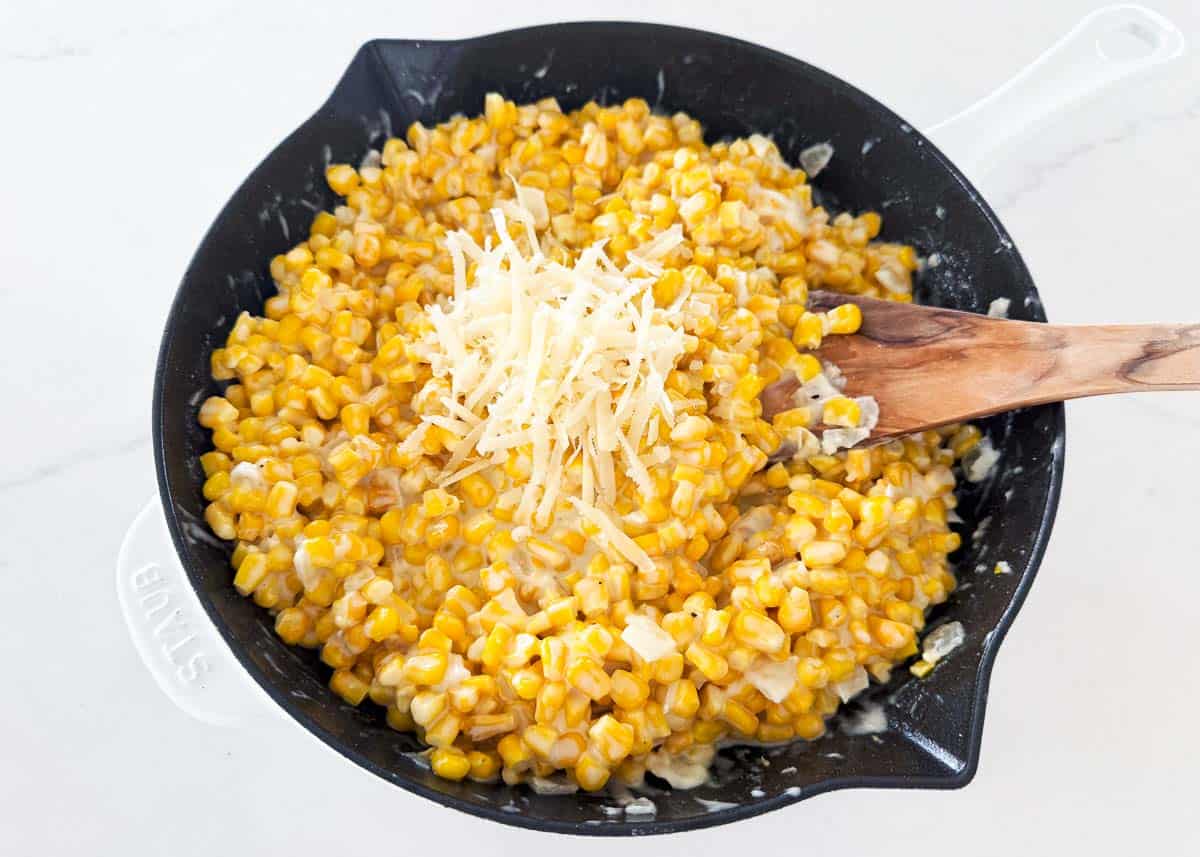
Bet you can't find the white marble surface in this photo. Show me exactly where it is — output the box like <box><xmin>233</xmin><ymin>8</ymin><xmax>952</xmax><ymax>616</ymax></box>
<box><xmin>4</xmin><ymin>0</ymin><xmax>1200</xmax><ymax>852</ymax></box>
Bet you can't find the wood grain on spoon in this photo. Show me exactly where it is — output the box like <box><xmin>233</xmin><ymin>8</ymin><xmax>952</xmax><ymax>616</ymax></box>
<box><xmin>762</xmin><ymin>291</ymin><xmax>1200</xmax><ymax>441</ymax></box>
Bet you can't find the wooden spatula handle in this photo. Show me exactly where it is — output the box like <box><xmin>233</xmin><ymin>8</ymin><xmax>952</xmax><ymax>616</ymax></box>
<box><xmin>807</xmin><ymin>292</ymin><xmax>1200</xmax><ymax>438</ymax></box>
<box><xmin>1024</xmin><ymin>323</ymin><xmax>1200</xmax><ymax>396</ymax></box>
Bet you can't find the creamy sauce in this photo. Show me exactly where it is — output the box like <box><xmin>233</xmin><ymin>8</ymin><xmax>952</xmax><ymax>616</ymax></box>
<box><xmin>529</xmin><ymin>776</ymin><xmax>578</xmax><ymax>795</ymax></box>
<box><xmin>695</xmin><ymin>798</ymin><xmax>739</xmax><ymax>813</ymax></box>
<box><xmin>645</xmin><ymin>744</ymin><xmax>715</xmax><ymax>790</ymax></box>
<box><xmin>964</xmin><ymin>437</ymin><xmax>1000</xmax><ymax>483</ymax></box>
<box><xmin>843</xmin><ymin>701</ymin><xmax>888</xmax><ymax>736</ymax></box>
<box><xmin>230</xmin><ymin>461</ymin><xmax>267</xmax><ymax>489</ymax></box>
<box><xmin>623</xmin><ymin>797</ymin><xmax>657</xmax><ymax>816</ymax></box>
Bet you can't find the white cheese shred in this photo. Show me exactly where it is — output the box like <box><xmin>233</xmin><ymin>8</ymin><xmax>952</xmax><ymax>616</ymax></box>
<box><xmin>414</xmin><ymin>200</ymin><xmax>688</xmax><ymax>566</ymax></box>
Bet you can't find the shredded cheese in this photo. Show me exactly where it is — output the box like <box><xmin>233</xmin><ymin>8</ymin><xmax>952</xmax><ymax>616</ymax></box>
<box><xmin>414</xmin><ymin>199</ymin><xmax>687</xmax><ymax>569</ymax></box>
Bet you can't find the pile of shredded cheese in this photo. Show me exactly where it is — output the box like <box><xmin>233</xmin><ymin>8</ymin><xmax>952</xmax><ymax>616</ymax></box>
<box><xmin>413</xmin><ymin>193</ymin><xmax>690</xmax><ymax>570</ymax></box>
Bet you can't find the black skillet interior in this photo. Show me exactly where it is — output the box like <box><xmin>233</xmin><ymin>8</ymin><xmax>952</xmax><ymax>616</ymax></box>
<box><xmin>154</xmin><ymin>23</ymin><xmax>1065</xmax><ymax>835</ymax></box>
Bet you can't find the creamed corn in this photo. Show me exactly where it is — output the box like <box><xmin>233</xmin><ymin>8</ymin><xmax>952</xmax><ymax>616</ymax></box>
<box><xmin>198</xmin><ymin>94</ymin><xmax>976</xmax><ymax>792</ymax></box>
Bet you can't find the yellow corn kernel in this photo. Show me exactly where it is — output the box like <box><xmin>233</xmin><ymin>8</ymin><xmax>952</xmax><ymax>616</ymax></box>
<box><xmin>202</xmin><ymin>471</ymin><xmax>231</xmax><ymax>503</ymax></box>
<box><xmin>574</xmin><ymin>751</ymin><xmax>611</xmax><ymax>791</ymax></box>
<box><xmin>588</xmin><ymin>714</ymin><xmax>635</xmax><ymax>764</ymax></box>
<box><xmin>794</xmin><ymin>711</ymin><xmax>826</xmax><ymax>740</ymax></box>
<box><xmin>459</xmin><ymin>473</ymin><xmax>495</xmax><ymax>507</ymax></box>
<box><xmin>463</xmin><ymin>512</ymin><xmax>497</xmax><ymax>545</ymax></box>
<box><xmin>664</xmin><ymin>678</ymin><xmax>700</xmax><ymax>718</ymax></box>
<box><xmin>421</xmin><ymin>488</ymin><xmax>461</xmax><ymax>518</ymax></box>
<box><xmin>778</xmin><ymin>588</ymin><xmax>814</xmax><ymax>633</ymax></box>
<box><xmin>339</xmin><ymin>402</ymin><xmax>371</xmax><ymax>437</ymax></box>
<box><xmin>330</xmin><ymin>669</ymin><xmax>369</xmax><ymax>705</ymax></box>
<box><xmin>403</xmin><ymin>651</ymin><xmax>448</xmax><ymax>686</ymax></box>
<box><xmin>199</xmin><ymin>451</ymin><xmax>231</xmax><ymax>478</ymax></box>
<box><xmin>522</xmin><ymin>724</ymin><xmax>559</xmax><ymax>759</ymax></box>
<box><xmin>753</xmin><ymin>574</ymin><xmax>786</xmax><ymax>608</ymax></box>
<box><xmin>274</xmin><ymin>607</ymin><xmax>311</xmax><ymax>645</ymax></box>
<box><xmin>535</xmin><ymin>680</ymin><xmax>567</xmax><ymax>724</ymax></box>
<box><xmin>822</xmin><ymin>396</ymin><xmax>861</xmax><ymax>428</ymax></box>
<box><xmin>685</xmin><ymin>643</ymin><xmax>729</xmax><ymax>683</ymax></box>
<box><xmin>549</xmin><ymin>733</ymin><xmax>587</xmax><ymax>768</ymax></box>
<box><xmin>732</xmin><ymin>610</ymin><xmax>787</xmax><ymax>654</ymax></box>
<box><xmin>326</xmin><ymin>164</ymin><xmax>360</xmax><ymax>195</ymax></box>
<box><xmin>787</xmin><ymin>491</ymin><xmax>826</xmax><ymax>517</ymax></box>
<box><xmin>910</xmin><ymin>659</ymin><xmax>935</xmax><ymax>678</ymax></box>
<box><xmin>232</xmin><ymin>552</ymin><xmax>268</xmax><ymax>595</ymax></box>
<box><xmin>653</xmin><ymin>269</ymin><xmax>684</xmax><ymax>307</ymax></box>
<box><xmin>465</xmin><ymin>712</ymin><xmax>517</xmax><ymax>743</ymax></box>
<box><xmin>497</xmin><ymin>734</ymin><xmax>531</xmax><ymax>768</ymax></box>
<box><xmin>610</xmin><ymin>670</ymin><xmax>650</xmax><ymax>710</ymax></box>
<box><xmin>528</xmin><ymin>537</ymin><xmax>569</xmax><ymax>570</ymax></box>
<box><xmin>263</xmin><ymin>481</ymin><xmax>299</xmax><ymax>519</ymax></box>
<box><xmin>567</xmin><ymin>659</ymin><xmax>612</xmax><ymax>701</ymax></box>
<box><xmin>410</xmin><ymin>691</ymin><xmax>449</xmax><ymax>728</ymax></box>
<box><xmin>654</xmin><ymin>652</ymin><xmax>685</xmax><ymax>684</ymax></box>
<box><xmin>800</xmin><ymin>540</ymin><xmax>847</xmax><ymax>567</ymax></box>
<box><xmin>825</xmin><ymin>498</ymin><xmax>854</xmax><ymax>533</ymax></box>
<box><xmin>198</xmin><ymin>396</ymin><xmax>239</xmax><ymax>428</ymax></box>
<box><xmin>792</xmin><ymin>312</ymin><xmax>824</xmax><ymax>350</ymax></box>
<box><xmin>930</xmin><ymin>531</ymin><xmax>962</xmax><ymax>553</ymax></box>
<box><xmin>425</xmin><ymin>516</ymin><xmax>460</xmax><ymax>550</ymax></box>
<box><xmin>897</xmin><ymin>549</ymin><xmax>922</xmax><ymax>575</ymax></box>
<box><xmin>688</xmin><ymin>719</ymin><xmax>722</xmax><ymax>745</ymax></box>
<box><xmin>670</xmin><ymin>414</ymin><xmax>711</xmax><ymax>443</ymax></box>
<box><xmin>467</xmin><ymin>750</ymin><xmax>500</xmax><ymax>782</ymax></box>
<box><xmin>826</xmin><ymin>302</ymin><xmax>862</xmax><ymax>335</ymax></box>
<box><xmin>362</xmin><ymin>606</ymin><xmax>399</xmax><ymax>641</ymax></box>
<box><xmin>700</xmin><ymin>608</ymin><xmax>731</xmax><ymax>647</ymax></box>
<box><xmin>870</xmin><ymin>616</ymin><xmax>916</xmax><ymax>649</ymax></box>
<box><xmin>378</xmin><ymin>508</ymin><xmax>404</xmax><ymax>545</ymax></box>
<box><xmin>510</xmin><ymin>667</ymin><xmax>544</xmax><ymax>700</ymax></box>
<box><xmin>430</xmin><ymin>747</ymin><xmax>471</xmax><ymax>781</ymax></box>
<box><xmin>722</xmin><ymin>699</ymin><xmax>759</xmax><ymax>736</ymax></box>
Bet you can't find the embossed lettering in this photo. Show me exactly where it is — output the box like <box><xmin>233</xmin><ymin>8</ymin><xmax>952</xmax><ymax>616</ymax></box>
<box><xmin>177</xmin><ymin>652</ymin><xmax>210</xmax><ymax>682</ymax></box>
<box><xmin>140</xmin><ymin>589</ymin><xmax>170</xmax><ymax>618</ymax></box>
<box><xmin>164</xmin><ymin>633</ymin><xmax>195</xmax><ymax>657</ymax></box>
<box><xmin>131</xmin><ymin>564</ymin><xmax>164</xmax><ymax>590</ymax></box>
<box><xmin>154</xmin><ymin>608</ymin><xmax>185</xmax><ymax>638</ymax></box>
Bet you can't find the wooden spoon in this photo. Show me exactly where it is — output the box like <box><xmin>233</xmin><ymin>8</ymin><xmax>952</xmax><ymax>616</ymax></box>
<box><xmin>761</xmin><ymin>291</ymin><xmax>1200</xmax><ymax>442</ymax></box>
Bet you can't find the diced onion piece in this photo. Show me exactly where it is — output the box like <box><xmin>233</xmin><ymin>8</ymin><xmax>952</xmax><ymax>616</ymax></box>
<box><xmin>744</xmin><ymin>657</ymin><xmax>798</xmax><ymax>703</ymax></box>
<box><xmin>621</xmin><ymin>614</ymin><xmax>677</xmax><ymax>663</ymax></box>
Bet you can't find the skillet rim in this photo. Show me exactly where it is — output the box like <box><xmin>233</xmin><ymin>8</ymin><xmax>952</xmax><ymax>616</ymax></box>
<box><xmin>152</xmin><ymin>20</ymin><xmax>1065</xmax><ymax>836</ymax></box>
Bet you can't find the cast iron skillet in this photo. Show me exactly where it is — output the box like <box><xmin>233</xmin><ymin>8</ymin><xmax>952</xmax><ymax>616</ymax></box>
<box><xmin>154</xmin><ymin>22</ymin><xmax>1064</xmax><ymax>835</ymax></box>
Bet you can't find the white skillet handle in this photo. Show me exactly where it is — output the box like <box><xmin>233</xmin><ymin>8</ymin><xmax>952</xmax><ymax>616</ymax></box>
<box><xmin>926</xmin><ymin>4</ymin><xmax>1184</xmax><ymax>177</ymax></box>
<box><xmin>116</xmin><ymin>498</ymin><xmax>273</xmax><ymax>727</ymax></box>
